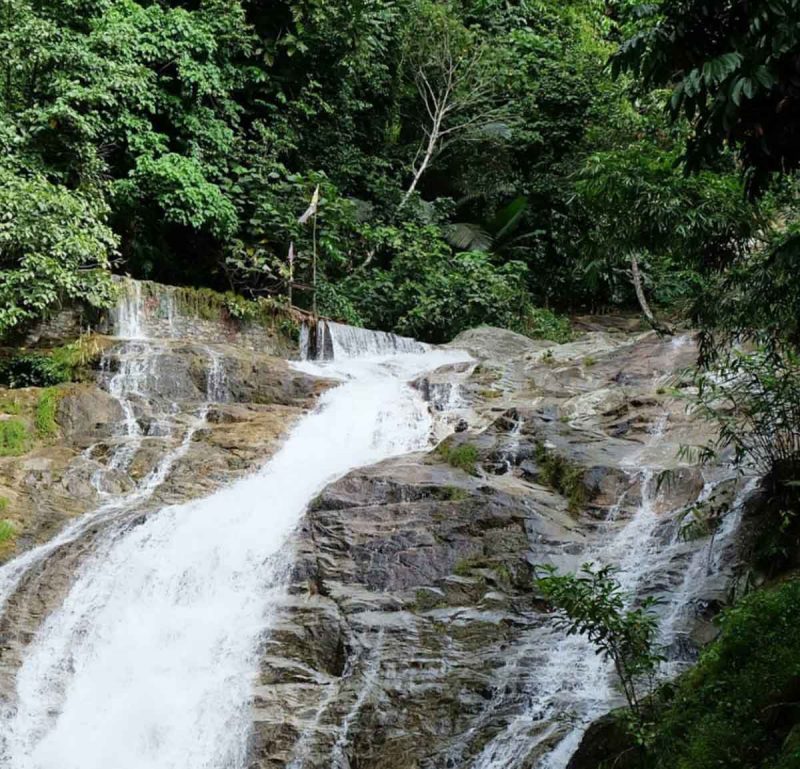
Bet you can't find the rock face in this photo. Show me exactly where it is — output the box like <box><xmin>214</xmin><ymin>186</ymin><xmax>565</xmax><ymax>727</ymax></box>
<box><xmin>0</xmin><ymin>315</ymin><xmax>751</xmax><ymax>769</ymax></box>
<box><xmin>242</xmin><ymin>325</ymin><xmax>750</xmax><ymax>769</ymax></box>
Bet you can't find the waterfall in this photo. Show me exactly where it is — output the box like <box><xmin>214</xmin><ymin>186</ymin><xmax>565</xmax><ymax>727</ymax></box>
<box><xmin>0</xmin><ymin>284</ymin><xmax>220</xmax><ymax>610</ymax></box>
<box><xmin>0</xmin><ymin>301</ymin><xmax>471</xmax><ymax>769</ymax></box>
<box><xmin>301</xmin><ymin>319</ymin><xmax>428</xmax><ymax>360</ymax></box>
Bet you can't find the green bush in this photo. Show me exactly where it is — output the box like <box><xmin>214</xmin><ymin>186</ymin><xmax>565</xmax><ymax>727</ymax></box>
<box><xmin>0</xmin><ymin>398</ymin><xmax>20</xmax><ymax>415</ymax></box>
<box><xmin>534</xmin><ymin>442</ymin><xmax>588</xmax><ymax>514</ymax></box>
<box><xmin>519</xmin><ymin>307</ymin><xmax>573</xmax><ymax>343</ymax></box>
<box><xmin>437</xmin><ymin>442</ymin><xmax>479</xmax><ymax>475</ymax></box>
<box><xmin>646</xmin><ymin>579</ymin><xmax>800</xmax><ymax>769</ymax></box>
<box><xmin>0</xmin><ymin>353</ymin><xmax>71</xmax><ymax>388</ymax></box>
<box><xmin>536</xmin><ymin>563</ymin><xmax>664</xmax><ymax>726</ymax></box>
<box><xmin>0</xmin><ymin>336</ymin><xmax>106</xmax><ymax>388</ymax></box>
<box><xmin>336</xmin><ymin>223</ymin><xmax>533</xmax><ymax>343</ymax></box>
<box><xmin>0</xmin><ymin>166</ymin><xmax>116</xmax><ymax>338</ymax></box>
<box><xmin>0</xmin><ymin>419</ymin><xmax>28</xmax><ymax>456</ymax></box>
<box><xmin>0</xmin><ymin>518</ymin><xmax>15</xmax><ymax>546</ymax></box>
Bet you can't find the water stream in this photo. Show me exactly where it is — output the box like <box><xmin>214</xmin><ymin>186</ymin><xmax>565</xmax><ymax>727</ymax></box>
<box><xmin>0</xmin><ymin>291</ymin><xmax>471</xmax><ymax>769</ymax></box>
<box><xmin>466</xmin><ymin>396</ymin><xmax>753</xmax><ymax>769</ymax></box>
<box><xmin>0</xmin><ymin>290</ymin><xmax>754</xmax><ymax>769</ymax></box>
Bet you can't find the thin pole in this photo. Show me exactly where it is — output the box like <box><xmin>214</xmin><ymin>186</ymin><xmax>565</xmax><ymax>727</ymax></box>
<box><xmin>311</xmin><ymin>214</ymin><xmax>317</xmax><ymax>317</ymax></box>
<box><xmin>288</xmin><ymin>242</ymin><xmax>294</xmax><ymax>308</ymax></box>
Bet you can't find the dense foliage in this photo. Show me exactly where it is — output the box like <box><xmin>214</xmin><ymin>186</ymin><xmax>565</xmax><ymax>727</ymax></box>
<box><xmin>613</xmin><ymin>0</ymin><xmax>800</xmax><ymax>197</ymax></box>
<box><xmin>638</xmin><ymin>579</ymin><xmax>800</xmax><ymax>769</ymax></box>
<box><xmin>2</xmin><ymin>0</ymin><xmax>776</xmax><ymax>341</ymax></box>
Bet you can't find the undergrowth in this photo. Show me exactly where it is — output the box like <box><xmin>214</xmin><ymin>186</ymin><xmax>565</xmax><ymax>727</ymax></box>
<box><xmin>517</xmin><ymin>307</ymin><xmax>573</xmax><ymax>344</ymax></box>
<box><xmin>0</xmin><ymin>419</ymin><xmax>28</xmax><ymax>456</ymax></box>
<box><xmin>437</xmin><ymin>441</ymin><xmax>479</xmax><ymax>475</ymax></box>
<box><xmin>0</xmin><ymin>334</ymin><xmax>105</xmax><ymax>388</ymax></box>
<box><xmin>534</xmin><ymin>441</ymin><xmax>588</xmax><ymax>514</ymax></box>
<box><xmin>641</xmin><ymin>578</ymin><xmax>800</xmax><ymax>769</ymax></box>
<box><xmin>35</xmin><ymin>388</ymin><xmax>60</xmax><ymax>438</ymax></box>
<box><xmin>0</xmin><ymin>517</ymin><xmax>16</xmax><ymax>555</ymax></box>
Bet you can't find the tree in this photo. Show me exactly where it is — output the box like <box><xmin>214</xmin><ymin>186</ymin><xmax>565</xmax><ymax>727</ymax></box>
<box><xmin>573</xmin><ymin>142</ymin><xmax>758</xmax><ymax>331</ymax></box>
<box><xmin>399</xmin><ymin>5</ymin><xmax>513</xmax><ymax>209</ymax></box>
<box><xmin>612</xmin><ymin>0</ymin><xmax>800</xmax><ymax>197</ymax></box>
<box><xmin>536</xmin><ymin>563</ymin><xmax>664</xmax><ymax>727</ymax></box>
<box><xmin>0</xmin><ymin>165</ymin><xmax>117</xmax><ymax>338</ymax></box>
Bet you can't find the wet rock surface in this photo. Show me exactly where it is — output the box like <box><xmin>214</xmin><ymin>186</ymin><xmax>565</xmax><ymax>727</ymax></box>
<box><xmin>0</xmin><ymin>320</ymin><xmax>749</xmax><ymax>769</ymax></box>
<box><xmin>246</xmin><ymin>325</ymin><xmax>747</xmax><ymax>769</ymax></box>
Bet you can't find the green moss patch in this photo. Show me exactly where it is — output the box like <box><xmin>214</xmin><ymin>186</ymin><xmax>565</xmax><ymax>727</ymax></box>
<box><xmin>437</xmin><ymin>441</ymin><xmax>479</xmax><ymax>475</ymax></box>
<box><xmin>0</xmin><ymin>419</ymin><xmax>29</xmax><ymax>456</ymax></box>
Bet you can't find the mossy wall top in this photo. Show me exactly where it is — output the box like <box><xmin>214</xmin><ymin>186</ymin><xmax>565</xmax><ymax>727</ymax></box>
<box><xmin>25</xmin><ymin>280</ymin><xmax>301</xmax><ymax>357</ymax></box>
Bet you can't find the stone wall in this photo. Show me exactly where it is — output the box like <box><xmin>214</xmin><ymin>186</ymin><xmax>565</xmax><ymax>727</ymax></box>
<box><xmin>22</xmin><ymin>308</ymin><xmax>92</xmax><ymax>348</ymax></box>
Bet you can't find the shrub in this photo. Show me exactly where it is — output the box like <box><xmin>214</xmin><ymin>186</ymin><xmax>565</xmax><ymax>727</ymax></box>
<box><xmin>693</xmin><ymin>347</ymin><xmax>800</xmax><ymax>476</ymax></box>
<box><xmin>518</xmin><ymin>307</ymin><xmax>573</xmax><ymax>343</ymax></box>
<box><xmin>534</xmin><ymin>442</ymin><xmax>588</xmax><ymax>514</ymax></box>
<box><xmin>0</xmin><ymin>166</ymin><xmax>116</xmax><ymax>338</ymax></box>
<box><xmin>0</xmin><ymin>419</ymin><xmax>28</xmax><ymax>456</ymax></box>
<box><xmin>536</xmin><ymin>563</ymin><xmax>664</xmax><ymax>739</ymax></box>
<box><xmin>337</xmin><ymin>223</ymin><xmax>533</xmax><ymax>343</ymax></box>
<box><xmin>0</xmin><ymin>518</ymin><xmax>16</xmax><ymax>548</ymax></box>
<box><xmin>0</xmin><ymin>353</ymin><xmax>70</xmax><ymax>388</ymax></box>
<box><xmin>437</xmin><ymin>441</ymin><xmax>479</xmax><ymax>475</ymax></box>
<box><xmin>0</xmin><ymin>335</ymin><xmax>106</xmax><ymax>388</ymax></box>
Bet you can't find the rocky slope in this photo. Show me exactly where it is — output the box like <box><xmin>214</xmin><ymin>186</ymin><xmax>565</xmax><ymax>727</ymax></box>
<box><xmin>0</xmin><ymin>300</ymin><xmax>753</xmax><ymax>769</ymax></box>
<box><xmin>247</xmin><ymin>324</ymin><xmax>750</xmax><ymax>769</ymax></box>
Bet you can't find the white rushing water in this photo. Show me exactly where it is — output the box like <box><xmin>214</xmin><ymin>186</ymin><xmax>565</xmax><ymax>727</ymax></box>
<box><xmin>300</xmin><ymin>319</ymin><xmax>428</xmax><ymax>360</ymax></box>
<box><xmin>0</xmin><ymin>297</ymin><xmax>470</xmax><ymax>769</ymax></box>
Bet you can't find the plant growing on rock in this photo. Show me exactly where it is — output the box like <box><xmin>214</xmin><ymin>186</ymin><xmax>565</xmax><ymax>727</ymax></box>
<box><xmin>534</xmin><ymin>442</ymin><xmax>588</xmax><ymax>514</ymax></box>
<box><xmin>535</xmin><ymin>563</ymin><xmax>664</xmax><ymax>744</ymax></box>
<box><xmin>437</xmin><ymin>441</ymin><xmax>479</xmax><ymax>475</ymax></box>
<box><xmin>0</xmin><ymin>418</ymin><xmax>28</xmax><ymax>456</ymax></box>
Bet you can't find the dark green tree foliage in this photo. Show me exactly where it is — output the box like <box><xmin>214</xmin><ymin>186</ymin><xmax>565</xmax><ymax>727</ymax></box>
<box><xmin>573</xmin><ymin>140</ymin><xmax>757</xmax><ymax>312</ymax></box>
<box><xmin>0</xmin><ymin>0</ymin><xmax>770</xmax><ymax>340</ymax></box>
<box><xmin>0</xmin><ymin>165</ymin><xmax>116</xmax><ymax>336</ymax></box>
<box><xmin>642</xmin><ymin>579</ymin><xmax>800</xmax><ymax>769</ymax></box>
<box><xmin>613</xmin><ymin>0</ymin><xmax>800</xmax><ymax>196</ymax></box>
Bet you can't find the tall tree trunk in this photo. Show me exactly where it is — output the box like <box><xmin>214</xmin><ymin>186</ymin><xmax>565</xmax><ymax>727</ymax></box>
<box><xmin>629</xmin><ymin>251</ymin><xmax>673</xmax><ymax>335</ymax></box>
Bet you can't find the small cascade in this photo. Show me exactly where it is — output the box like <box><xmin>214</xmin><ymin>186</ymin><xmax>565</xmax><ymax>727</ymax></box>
<box><xmin>301</xmin><ymin>319</ymin><xmax>428</xmax><ymax>360</ymax></box>
<box><xmin>0</xmin><ymin>280</ymin><xmax>227</xmax><ymax>613</ymax></box>
<box><xmin>204</xmin><ymin>346</ymin><xmax>229</xmax><ymax>404</ymax></box>
<box><xmin>463</xmin><ymin>381</ymin><xmax>754</xmax><ymax>769</ymax></box>
<box><xmin>330</xmin><ymin>630</ymin><xmax>386</xmax><ymax>769</ymax></box>
<box><xmin>111</xmin><ymin>279</ymin><xmax>145</xmax><ymax>340</ymax></box>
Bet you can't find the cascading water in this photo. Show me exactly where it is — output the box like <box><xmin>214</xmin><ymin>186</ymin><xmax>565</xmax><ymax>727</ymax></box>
<box><xmin>0</xmin><ymin>282</ymin><xmax>226</xmax><ymax>610</ymax></box>
<box><xmin>464</xmin><ymin>356</ymin><xmax>755</xmax><ymax>769</ymax></box>
<box><xmin>0</xmin><ymin>302</ymin><xmax>757</xmax><ymax>769</ymax></box>
<box><xmin>0</xmin><ymin>306</ymin><xmax>471</xmax><ymax>769</ymax></box>
<box><xmin>300</xmin><ymin>319</ymin><xmax>428</xmax><ymax>360</ymax></box>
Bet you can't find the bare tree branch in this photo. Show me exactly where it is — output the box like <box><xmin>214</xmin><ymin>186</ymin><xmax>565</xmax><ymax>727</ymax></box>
<box><xmin>399</xmin><ymin>30</ymin><xmax>512</xmax><ymax>210</ymax></box>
